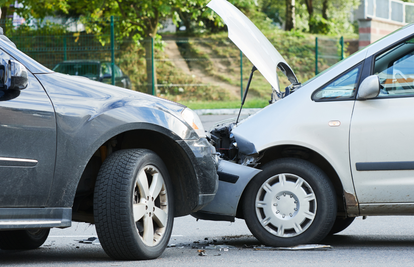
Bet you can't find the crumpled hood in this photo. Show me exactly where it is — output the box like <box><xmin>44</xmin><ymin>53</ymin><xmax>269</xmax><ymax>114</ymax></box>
<box><xmin>207</xmin><ymin>0</ymin><xmax>298</xmax><ymax>92</ymax></box>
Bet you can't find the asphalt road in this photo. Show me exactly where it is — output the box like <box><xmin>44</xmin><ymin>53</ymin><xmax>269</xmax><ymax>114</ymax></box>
<box><xmin>1</xmin><ymin>114</ymin><xmax>414</xmax><ymax>266</ymax></box>
<box><xmin>1</xmin><ymin>216</ymin><xmax>414</xmax><ymax>266</ymax></box>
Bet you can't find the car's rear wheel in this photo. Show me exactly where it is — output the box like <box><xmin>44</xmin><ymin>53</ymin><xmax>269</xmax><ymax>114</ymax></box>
<box><xmin>329</xmin><ymin>217</ymin><xmax>355</xmax><ymax>235</ymax></box>
<box><xmin>243</xmin><ymin>158</ymin><xmax>336</xmax><ymax>246</ymax></box>
<box><xmin>94</xmin><ymin>149</ymin><xmax>173</xmax><ymax>260</ymax></box>
<box><xmin>0</xmin><ymin>228</ymin><xmax>50</xmax><ymax>250</ymax></box>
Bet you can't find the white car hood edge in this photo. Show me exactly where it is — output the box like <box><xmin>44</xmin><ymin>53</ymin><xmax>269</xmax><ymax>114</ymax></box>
<box><xmin>207</xmin><ymin>0</ymin><xmax>298</xmax><ymax>92</ymax></box>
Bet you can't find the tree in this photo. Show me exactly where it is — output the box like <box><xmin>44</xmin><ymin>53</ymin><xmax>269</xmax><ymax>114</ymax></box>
<box><xmin>301</xmin><ymin>0</ymin><xmax>359</xmax><ymax>34</ymax></box>
<box><xmin>258</xmin><ymin>0</ymin><xmax>295</xmax><ymax>31</ymax></box>
<box><xmin>0</xmin><ymin>0</ymin><xmax>68</xmax><ymax>19</ymax></box>
<box><xmin>0</xmin><ymin>0</ymin><xmax>69</xmax><ymax>34</ymax></box>
<box><xmin>62</xmin><ymin>0</ymin><xmax>218</xmax><ymax>94</ymax></box>
<box><xmin>302</xmin><ymin>0</ymin><xmax>317</xmax><ymax>32</ymax></box>
<box><xmin>285</xmin><ymin>0</ymin><xmax>295</xmax><ymax>31</ymax></box>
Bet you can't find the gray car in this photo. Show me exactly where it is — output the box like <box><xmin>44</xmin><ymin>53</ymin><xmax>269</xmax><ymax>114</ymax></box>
<box><xmin>0</xmin><ymin>37</ymin><xmax>218</xmax><ymax>260</ymax></box>
<box><xmin>195</xmin><ymin>0</ymin><xmax>414</xmax><ymax>247</ymax></box>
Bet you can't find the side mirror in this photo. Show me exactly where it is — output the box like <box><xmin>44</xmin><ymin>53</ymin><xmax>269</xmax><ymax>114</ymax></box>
<box><xmin>357</xmin><ymin>75</ymin><xmax>380</xmax><ymax>100</ymax></box>
<box><xmin>0</xmin><ymin>60</ymin><xmax>28</xmax><ymax>91</ymax></box>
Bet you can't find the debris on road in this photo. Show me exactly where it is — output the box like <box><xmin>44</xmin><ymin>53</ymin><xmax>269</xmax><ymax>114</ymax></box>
<box><xmin>204</xmin><ymin>244</ymin><xmax>234</xmax><ymax>251</ymax></box>
<box><xmin>198</xmin><ymin>249</ymin><xmax>207</xmax><ymax>256</ymax></box>
<box><xmin>78</xmin><ymin>237</ymin><xmax>100</xmax><ymax>245</ymax></box>
<box><xmin>253</xmin><ymin>244</ymin><xmax>333</xmax><ymax>251</ymax></box>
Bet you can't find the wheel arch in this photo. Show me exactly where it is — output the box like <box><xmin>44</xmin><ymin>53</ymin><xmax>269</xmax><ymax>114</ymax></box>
<box><xmin>236</xmin><ymin>144</ymin><xmax>346</xmax><ymax>219</ymax></box>
<box><xmin>72</xmin><ymin>124</ymin><xmax>200</xmax><ymax>223</ymax></box>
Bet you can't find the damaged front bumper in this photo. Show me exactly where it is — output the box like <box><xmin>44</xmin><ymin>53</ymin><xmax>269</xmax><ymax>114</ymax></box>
<box><xmin>181</xmin><ymin>137</ymin><xmax>219</xmax><ymax>211</ymax></box>
<box><xmin>192</xmin><ymin>159</ymin><xmax>261</xmax><ymax>222</ymax></box>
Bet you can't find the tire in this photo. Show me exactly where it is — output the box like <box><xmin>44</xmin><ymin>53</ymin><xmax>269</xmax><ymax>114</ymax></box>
<box><xmin>94</xmin><ymin>149</ymin><xmax>174</xmax><ymax>260</ymax></box>
<box><xmin>329</xmin><ymin>217</ymin><xmax>355</xmax><ymax>235</ymax></box>
<box><xmin>0</xmin><ymin>228</ymin><xmax>50</xmax><ymax>250</ymax></box>
<box><xmin>242</xmin><ymin>158</ymin><xmax>336</xmax><ymax>247</ymax></box>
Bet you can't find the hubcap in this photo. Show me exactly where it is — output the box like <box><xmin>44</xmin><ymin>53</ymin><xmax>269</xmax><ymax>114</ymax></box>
<box><xmin>132</xmin><ymin>165</ymin><xmax>168</xmax><ymax>246</ymax></box>
<box><xmin>255</xmin><ymin>173</ymin><xmax>317</xmax><ymax>238</ymax></box>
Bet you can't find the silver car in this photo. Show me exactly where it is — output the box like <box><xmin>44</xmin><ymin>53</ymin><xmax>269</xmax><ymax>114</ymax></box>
<box><xmin>194</xmin><ymin>0</ymin><xmax>414</xmax><ymax>246</ymax></box>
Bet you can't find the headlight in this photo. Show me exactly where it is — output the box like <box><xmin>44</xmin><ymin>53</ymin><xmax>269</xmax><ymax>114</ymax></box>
<box><xmin>181</xmin><ymin>108</ymin><xmax>206</xmax><ymax>138</ymax></box>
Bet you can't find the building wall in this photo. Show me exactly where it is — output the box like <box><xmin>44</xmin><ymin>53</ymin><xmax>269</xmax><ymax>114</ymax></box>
<box><xmin>353</xmin><ymin>0</ymin><xmax>414</xmax><ymax>50</ymax></box>
<box><xmin>358</xmin><ymin>18</ymin><xmax>405</xmax><ymax>49</ymax></box>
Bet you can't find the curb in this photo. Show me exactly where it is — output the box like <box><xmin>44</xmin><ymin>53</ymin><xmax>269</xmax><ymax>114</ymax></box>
<box><xmin>194</xmin><ymin>108</ymin><xmax>261</xmax><ymax>116</ymax></box>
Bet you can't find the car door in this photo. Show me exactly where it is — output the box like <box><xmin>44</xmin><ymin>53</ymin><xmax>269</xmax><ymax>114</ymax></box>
<box><xmin>350</xmin><ymin>37</ymin><xmax>414</xmax><ymax>205</ymax></box>
<box><xmin>0</xmin><ymin>49</ymin><xmax>56</xmax><ymax>207</ymax></box>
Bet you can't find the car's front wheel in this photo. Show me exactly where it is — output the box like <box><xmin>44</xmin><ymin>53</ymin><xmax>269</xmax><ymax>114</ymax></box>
<box><xmin>242</xmin><ymin>158</ymin><xmax>336</xmax><ymax>246</ymax></box>
<box><xmin>0</xmin><ymin>228</ymin><xmax>50</xmax><ymax>250</ymax></box>
<box><xmin>94</xmin><ymin>149</ymin><xmax>173</xmax><ymax>260</ymax></box>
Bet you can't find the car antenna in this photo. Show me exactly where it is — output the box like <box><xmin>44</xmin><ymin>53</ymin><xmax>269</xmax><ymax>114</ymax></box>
<box><xmin>236</xmin><ymin>65</ymin><xmax>257</xmax><ymax>125</ymax></box>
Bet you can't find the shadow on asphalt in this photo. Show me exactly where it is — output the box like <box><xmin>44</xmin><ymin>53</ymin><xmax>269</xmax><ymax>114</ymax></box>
<box><xmin>323</xmin><ymin>234</ymin><xmax>414</xmax><ymax>248</ymax></box>
<box><xmin>2</xmin><ymin>233</ymin><xmax>414</xmax><ymax>263</ymax></box>
<box><xmin>0</xmin><ymin>245</ymin><xmax>110</xmax><ymax>263</ymax></box>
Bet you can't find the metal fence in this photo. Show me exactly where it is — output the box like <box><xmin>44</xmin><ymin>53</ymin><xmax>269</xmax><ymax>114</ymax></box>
<box><xmin>315</xmin><ymin>37</ymin><xmax>345</xmax><ymax>75</ymax></box>
<box><xmin>4</xmin><ymin>16</ymin><xmax>348</xmax><ymax>101</ymax></box>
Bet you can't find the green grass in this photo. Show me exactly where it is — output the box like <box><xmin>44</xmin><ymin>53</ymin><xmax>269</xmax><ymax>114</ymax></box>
<box><xmin>179</xmin><ymin>98</ymin><xmax>269</xmax><ymax>109</ymax></box>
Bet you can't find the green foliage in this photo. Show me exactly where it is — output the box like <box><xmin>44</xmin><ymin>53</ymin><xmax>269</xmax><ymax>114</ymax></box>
<box><xmin>1</xmin><ymin>0</ymin><xmax>355</xmax><ymax>103</ymax></box>
<box><xmin>1</xmin><ymin>0</ymin><xmax>360</xmax><ymax>38</ymax></box>
<box><xmin>63</xmin><ymin>0</ymin><xmax>216</xmax><ymax>40</ymax></box>
<box><xmin>0</xmin><ymin>0</ymin><xmax>69</xmax><ymax>18</ymax></box>
<box><xmin>8</xmin><ymin>20</ymin><xmax>68</xmax><ymax>35</ymax></box>
<box><xmin>308</xmin><ymin>15</ymin><xmax>331</xmax><ymax>34</ymax></box>
<box><xmin>181</xmin><ymin>98</ymin><xmax>269</xmax><ymax>109</ymax></box>
<box><xmin>296</xmin><ymin>0</ymin><xmax>360</xmax><ymax>35</ymax></box>
<box><xmin>115</xmin><ymin>40</ymin><xmax>230</xmax><ymax>101</ymax></box>
<box><xmin>177</xmin><ymin>28</ymin><xmax>317</xmax><ymax>99</ymax></box>
<box><xmin>259</xmin><ymin>0</ymin><xmax>284</xmax><ymax>26</ymax></box>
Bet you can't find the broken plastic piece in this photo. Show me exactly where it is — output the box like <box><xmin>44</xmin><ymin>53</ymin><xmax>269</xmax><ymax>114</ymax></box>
<box><xmin>204</xmin><ymin>244</ymin><xmax>234</xmax><ymax>250</ymax></box>
<box><xmin>78</xmin><ymin>237</ymin><xmax>100</xmax><ymax>245</ymax></box>
<box><xmin>198</xmin><ymin>249</ymin><xmax>207</xmax><ymax>256</ymax></box>
<box><xmin>253</xmin><ymin>244</ymin><xmax>332</xmax><ymax>251</ymax></box>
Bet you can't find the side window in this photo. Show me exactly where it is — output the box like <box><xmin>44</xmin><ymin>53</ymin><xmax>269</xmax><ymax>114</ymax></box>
<box><xmin>374</xmin><ymin>38</ymin><xmax>414</xmax><ymax>97</ymax></box>
<box><xmin>114</xmin><ymin>65</ymin><xmax>122</xmax><ymax>78</ymax></box>
<box><xmin>101</xmin><ymin>63</ymin><xmax>111</xmax><ymax>77</ymax></box>
<box><xmin>312</xmin><ymin>65</ymin><xmax>361</xmax><ymax>101</ymax></box>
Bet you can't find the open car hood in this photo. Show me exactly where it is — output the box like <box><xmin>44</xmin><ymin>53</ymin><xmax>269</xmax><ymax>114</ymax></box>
<box><xmin>207</xmin><ymin>0</ymin><xmax>299</xmax><ymax>92</ymax></box>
